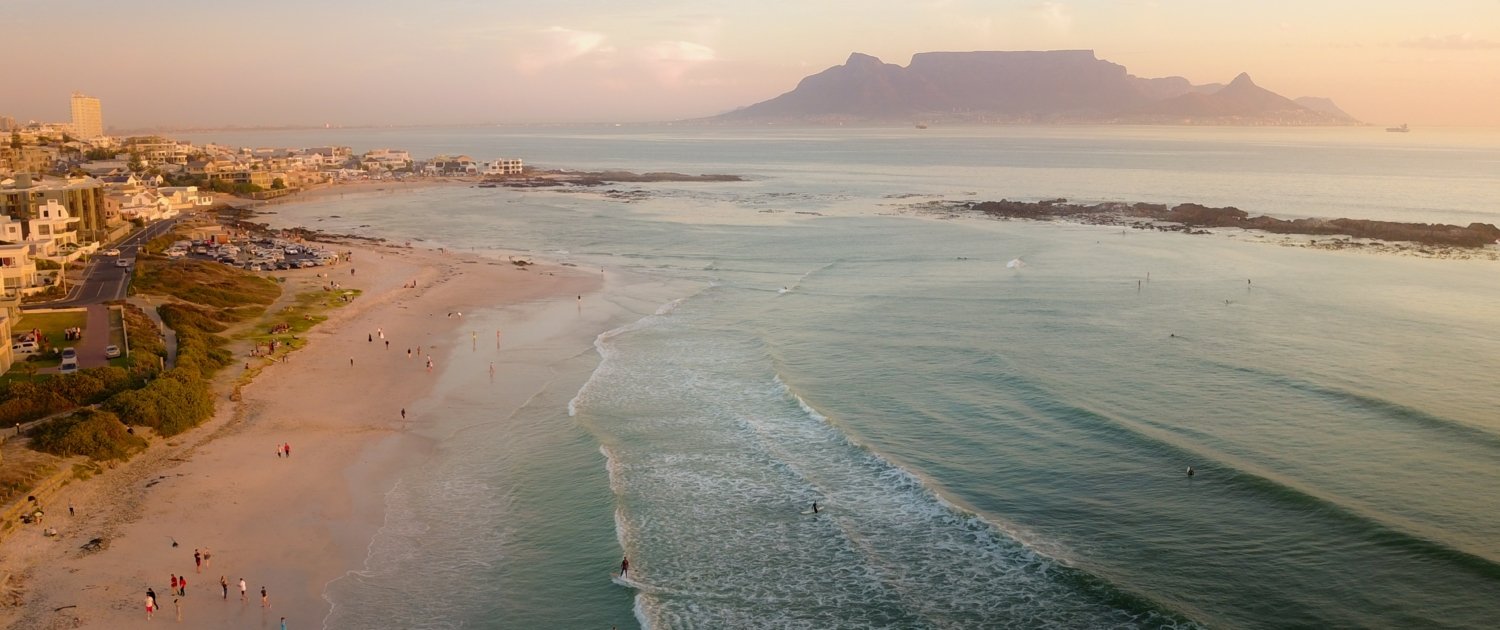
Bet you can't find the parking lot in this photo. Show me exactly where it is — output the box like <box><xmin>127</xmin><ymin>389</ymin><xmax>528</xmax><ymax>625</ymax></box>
<box><xmin>171</xmin><ymin>238</ymin><xmax>341</xmax><ymax>272</ymax></box>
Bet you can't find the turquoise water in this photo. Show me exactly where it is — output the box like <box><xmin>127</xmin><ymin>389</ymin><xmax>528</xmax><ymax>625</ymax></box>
<box><xmin>240</xmin><ymin>127</ymin><xmax>1500</xmax><ymax>628</ymax></box>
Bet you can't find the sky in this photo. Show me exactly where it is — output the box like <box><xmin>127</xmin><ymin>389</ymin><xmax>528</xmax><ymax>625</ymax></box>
<box><xmin>3</xmin><ymin>0</ymin><xmax>1498</xmax><ymax>128</ymax></box>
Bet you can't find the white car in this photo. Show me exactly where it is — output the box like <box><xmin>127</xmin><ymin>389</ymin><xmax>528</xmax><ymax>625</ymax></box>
<box><xmin>115</xmin><ymin>258</ymin><xmax>131</xmax><ymax>268</ymax></box>
<box><xmin>103</xmin><ymin>248</ymin><xmax>121</xmax><ymax>256</ymax></box>
<box><xmin>105</xmin><ymin>345</ymin><xmax>122</xmax><ymax>358</ymax></box>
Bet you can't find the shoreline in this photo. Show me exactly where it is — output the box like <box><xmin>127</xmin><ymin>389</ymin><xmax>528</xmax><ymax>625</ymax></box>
<box><xmin>0</xmin><ymin>228</ymin><xmax>601</xmax><ymax>628</ymax></box>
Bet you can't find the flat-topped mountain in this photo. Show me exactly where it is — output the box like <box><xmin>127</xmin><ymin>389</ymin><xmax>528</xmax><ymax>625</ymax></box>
<box><xmin>710</xmin><ymin>51</ymin><xmax>1356</xmax><ymax>125</ymax></box>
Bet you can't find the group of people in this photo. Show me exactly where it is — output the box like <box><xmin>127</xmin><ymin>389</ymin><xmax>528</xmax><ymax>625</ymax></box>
<box><xmin>276</xmin><ymin>442</ymin><xmax>292</xmax><ymax>458</ymax></box>
<box><xmin>144</xmin><ymin>548</ymin><xmax>280</xmax><ymax>626</ymax></box>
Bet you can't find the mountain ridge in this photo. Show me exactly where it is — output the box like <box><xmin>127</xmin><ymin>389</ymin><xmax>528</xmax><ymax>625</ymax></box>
<box><xmin>709</xmin><ymin>51</ymin><xmax>1357</xmax><ymax>126</ymax></box>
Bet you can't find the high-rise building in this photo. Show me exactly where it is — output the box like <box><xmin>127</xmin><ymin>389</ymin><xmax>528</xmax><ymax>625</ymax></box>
<box><xmin>70</xmin><ymin>92</ymin><xmax>103</xmax><ymax>139</ymax></box>
<box><xmin>0</xmin><ymin>115</ymin><xmax>15</xmax><ymax>131</ymax></box>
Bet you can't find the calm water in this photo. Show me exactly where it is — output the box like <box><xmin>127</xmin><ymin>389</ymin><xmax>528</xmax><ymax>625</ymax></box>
<box><xmin>238</xmin><ymin>127</ymin><xmax>1500</xmax><ymax>629</ymax></box>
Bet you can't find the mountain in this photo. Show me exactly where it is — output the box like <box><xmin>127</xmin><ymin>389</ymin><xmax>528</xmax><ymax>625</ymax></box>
<box><xmin>1124</xmin><ymin>73</ymin><xmax>1351</xmax><ymax>124</ymax></box>
<box><xmin>1293</xmin><ymin>97</ymin><xmax>1359</xmax><ymax>123</ymax></box>
<box><xmin>709</xmin><ymin>51</ymin><xmax>1357</xmax><ymax>126</ymax></box>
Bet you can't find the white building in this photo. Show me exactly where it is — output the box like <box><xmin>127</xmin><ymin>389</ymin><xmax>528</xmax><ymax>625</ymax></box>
<box><xmin>484</xmin><ymin>159</ymin><xmax>524</xmax><ymax>175</ymax></box>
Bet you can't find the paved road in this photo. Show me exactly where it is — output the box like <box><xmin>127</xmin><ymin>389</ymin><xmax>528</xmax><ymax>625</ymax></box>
<box><xmin>29</xmin><ymin>218</ymin><xmax>181</xmax><ymax>309</ymax></box>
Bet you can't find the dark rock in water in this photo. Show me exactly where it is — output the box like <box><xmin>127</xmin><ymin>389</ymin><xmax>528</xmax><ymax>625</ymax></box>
<box><xmin>948</xmin><ymin>198</ymin><xmax>1500</xmax><ymax>248</ymax></box>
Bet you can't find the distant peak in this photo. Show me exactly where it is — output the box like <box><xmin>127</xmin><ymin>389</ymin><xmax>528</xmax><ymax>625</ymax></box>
<box><xmin>1228</xmin><ymin>72</ymin><xmax>1256</xmax><ymax>87</ymax></box>
<box><xmin>845</xmin><ymin>52</ymin><xmax>884</xmax><ymax>66</ymax></box>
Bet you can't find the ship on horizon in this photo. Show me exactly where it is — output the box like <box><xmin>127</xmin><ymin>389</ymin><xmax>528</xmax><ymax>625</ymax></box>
<box><xmin>1386</xmin><ymin>123</ymin><xmax>1410</xmax><ymax>133</ymax></box>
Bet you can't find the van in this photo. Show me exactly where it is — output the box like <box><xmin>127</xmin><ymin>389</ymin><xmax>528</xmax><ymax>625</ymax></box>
<box><xmin>11</xmin><ymin>340</ymin><xmax>38</xmax><ymax>354</ymax></box>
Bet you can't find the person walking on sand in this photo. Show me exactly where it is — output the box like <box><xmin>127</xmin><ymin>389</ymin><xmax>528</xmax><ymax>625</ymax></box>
<box><xmin>284</xmin><ymin>442</ymin><xmax>291</xmax><ymax>457</ymax></box>
<box><xmin>170</xmin><ymin>574</ymin><xmax>177</xmax><ymax>595</ymax></box>
<box><xmin>368</xmin><ymin>333</ymin><xmax>373</xmax><ymax>343</ymax></box>
<box><xmin>401</xmin><ymin>408</ymin><xmax>406</xmax><ymax>419</ymax></box>
<box><xmin>204</xmin><ymin>547</ymin><xmax>211</xmax><ymax>567</ymax></box>
<box><xmin>145</xmin><ymin>593</ymin><xmax>155</xmax><ymax>619</ymax></box>
<box><xmin>221</xmin><ymin>576</ymin><xmax>228</xmax><ymax>599</ymax></box>
<box><xmin>261</xmin><ymin>585</ymin><xmax>269</xmax><ymax>608</ymax></box>
<box><xmin>282</xmin><ymin>617</ymin><xmax>288</xmax><ymax>630</ymax></box>
<box><xmin>239</xmin><ymin>578</ymin><xmax>247</xmax><ymax>602</ymax></box>
<box><xmin>194</xmin><ymin>548</ymin><xmax>202</xmax><ymax>573</ymax></box>
<box><xmin>179</xmin><ymin>574</ymin><xmax>186</xmax><ymax>597</ymax></box>
<box><xmin>174</xmin><ymin>597</ymin><xmax>181</xmax><ymax>622</ymax></box>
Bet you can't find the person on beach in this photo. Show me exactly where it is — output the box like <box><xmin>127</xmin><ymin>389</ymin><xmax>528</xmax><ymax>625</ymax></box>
<box><xmin>284</xmin><ymin>442</ymin><xmax>291</xmax><ymax>458</ymax></box>
<box><xmin>174</xmin><ymin>597</ymin><xmax>181</xmax><ymax>621</ymax></box>
<box><xmin>170</xmin><ymin>574</ymin><xmax>177</xmax><ymax>594</ymax></box>
<box><xmin>179</xmin><ymin>574</ymin><xmax>186</xmax><ymax>596</ymax></box>
<box><xmin>195</xmin><ymin>548</ymin><xmax>202</xmax><ymax>572</ymax></box>
<box><xmin>277</xmin><ymin>444</ymin><xmax>283</xmax><ymax>458</ymax></box>
<box><xmin>401</xmin><ymin>408</ymin><xmax>406</xmax><ymax>419</ymax></box>
<box><xmin>261</xmin><ymin>586</ymin><xmax>269</xmax><ymax>608</ymax></box>
<box><xmin>145</xmin><ymin>594</ymin><xmax>155</xmax><ymax>619</ymax></box>
<box><xmin>239</xmin><ymin>578</ymin><xmax>247</xmax><ymax>602</ymax></box>
<box><xmin>221</xmin><ymin>576</ymin><xmax>228</xmax><ymax>599</ymax></box>
<box><xmin>350</xmin><ymin>357</ymin><xmax>355</xmax><ymax>367</ymax></box>
<box><xmin>68</xmin><ymin>501</ymin><xmax>74</xmax><ymax>517</ymax></box>
<box><xmin>620</xmin><ymin>556</ymin><xmax>629</xmax><ymax>577</ymax></box>
<box><xmin>282</xmin><ymin>617</ymin><xmax>288</xmax><ymax>630</ymax></box>
<box><xmin>204</xmin><ymin>547</ymin><xmax>211</xmax><ymax>567</ymax></box>
<box><xmin>368</xmin><ymin>333</ymin><xmax>373</xmax><ymax>342</ymax></box>
<box><xmin>147</xmin><ymin>587</ymin><xmax>158</xmax><ymax>611</ymax></box>
<box><xmin>407</xmin><ymin>348</ymin><xmax>412</xmax><ymax>358</ymax></box>
<box><xmin>427</xmin><ymin>358</ymin><xmax>434</xmax><ymax>373</ymax></box>
<box><xmin>385</xmin><ymin>340</ymin><xmax>390</xmax><ymax>350</ymax></box>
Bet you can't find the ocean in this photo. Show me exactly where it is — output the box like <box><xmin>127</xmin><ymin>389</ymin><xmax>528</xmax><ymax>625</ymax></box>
<box><xmin>207</xmin><ymin>126</ymin><xmax>1500</xmax><ymax>628</ymax></box>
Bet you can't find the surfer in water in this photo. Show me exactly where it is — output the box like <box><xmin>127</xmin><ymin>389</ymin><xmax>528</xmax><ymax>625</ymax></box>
<box><xmin>1186</xmin><ymin>466</ymin><xmax>1195</xmax><ymax>477</ymax></box>
<box><xmin>812</xmin><ymin>502</ymin><xmax>820</xmax><ymax>514</ymax></box>
<box><xmin>619</xmin><ymin>556</ymin><xmax>629</xmax><ymax>577</ymax></box>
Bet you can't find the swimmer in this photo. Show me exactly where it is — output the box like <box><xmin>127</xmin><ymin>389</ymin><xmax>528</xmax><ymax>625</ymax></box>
<box><xmin>1186</xmin><ymin>466</ymin><xmax>1195</xmax><ymax>477</ymax></box>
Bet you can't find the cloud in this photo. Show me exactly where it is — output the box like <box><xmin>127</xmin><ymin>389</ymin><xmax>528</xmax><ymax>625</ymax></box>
<box><xmin>1399</xmin><ymin>33</ymin><xmax>1500</xmax><ymax>50</ymax></box>
<box><xmin>1031</xmin><ymin>1</ymin><xmax>1073</xmax><ymax>34</ymax></box>
<box><xmin>640</xmin><ymin>41</ymin><xmax>717</xmax><ymax>85</ymax></box>
<box><xmin>517</xmin><ymin>27</ymin><xmax>612</xmax><ymax>74</ymax></box>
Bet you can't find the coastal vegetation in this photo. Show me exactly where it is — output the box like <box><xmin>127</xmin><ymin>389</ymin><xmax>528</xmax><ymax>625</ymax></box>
<box><xmin>26</xmin><ymin>409</ymin><xmax>146</xmax><ymax>461</ymax></box>
<box><xmin>132</xmin><ymin>257</ymin><xmax>279</xmax><ymax>316</ymax></box>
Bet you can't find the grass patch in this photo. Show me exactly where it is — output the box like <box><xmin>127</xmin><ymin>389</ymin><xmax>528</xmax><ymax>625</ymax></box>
<box><xmin>132</xmin><ymin>258</ymin><xmax>280</xmax><ymax>313</ymax></box>
<box><xmin>108</xmin><ymin>308</ymin><xmax>125</xmax><ymax>348</ymax></box>
<box><xmin>15</xmin><ymin>310</ymin><xmax>87</xmax><ymax>351</ymax></box>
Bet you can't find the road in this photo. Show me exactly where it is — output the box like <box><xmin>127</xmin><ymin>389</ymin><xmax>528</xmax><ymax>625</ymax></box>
<box><xmin>28</xmin><ymin>218</ymin><xmax>181</xmax><ymax>309</ymax></box>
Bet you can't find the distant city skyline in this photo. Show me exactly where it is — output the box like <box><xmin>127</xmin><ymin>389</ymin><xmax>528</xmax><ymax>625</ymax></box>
<box><xmin>2</xmin><ymin>0</ymin><xmax>1497</xmax><ymax>128</ymax></box>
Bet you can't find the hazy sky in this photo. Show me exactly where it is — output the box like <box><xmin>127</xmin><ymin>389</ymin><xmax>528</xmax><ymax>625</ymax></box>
<box><xmin>3</xmin><ymin>0</ymin><xmax>1497</xmax><ymax>128</ymax></box>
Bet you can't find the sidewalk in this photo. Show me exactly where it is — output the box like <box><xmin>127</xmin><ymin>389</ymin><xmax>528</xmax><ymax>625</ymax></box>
<box><xmin>76</xmin><ymin>305</ymin><xmax>110</xmax><ymax>369</ymax></box>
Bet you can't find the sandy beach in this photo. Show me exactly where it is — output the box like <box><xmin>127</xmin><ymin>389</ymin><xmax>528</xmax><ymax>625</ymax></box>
<box><xmin>0</xmin><ymin>237</ymin><xmax>599</xmax><ymax>629</ymax></box>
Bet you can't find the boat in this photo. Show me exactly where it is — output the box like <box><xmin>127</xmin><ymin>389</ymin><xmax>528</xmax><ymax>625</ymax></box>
<box><xmin>915</xmin><ymin>123</ymin><xmax>929</xmax><ymax>129</ymax></box>
<box><xmin>1386</xmin><ymin>123</ymin><xmax>1409</xmax><ymax>133</ymax></box>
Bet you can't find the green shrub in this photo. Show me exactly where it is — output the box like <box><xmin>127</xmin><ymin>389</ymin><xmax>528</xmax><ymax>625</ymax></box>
<box><xmin>27</xmin><ymin>409</ymin><xmax>146</xmax><ymax>461</ymax></box>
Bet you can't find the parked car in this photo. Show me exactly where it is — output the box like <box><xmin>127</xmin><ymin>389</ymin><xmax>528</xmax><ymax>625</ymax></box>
<box><xmin>11</xmin><ymin>340</ymin><xmax>38</xmax><ymax>354</ymax></box>
<box><xmin>104</xmin><ymin>344</ymin><xmax>122</xmax><ymax>358</ymax></box>
<box><xmin>61</xmin><ymin>347</ymin><xmax>77</xmax><ymax>360</ymax></box>
<box><xmin>59</xmin><ymin>360</ymin><xmax>79</xmax><ymax>375</ymax></box>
